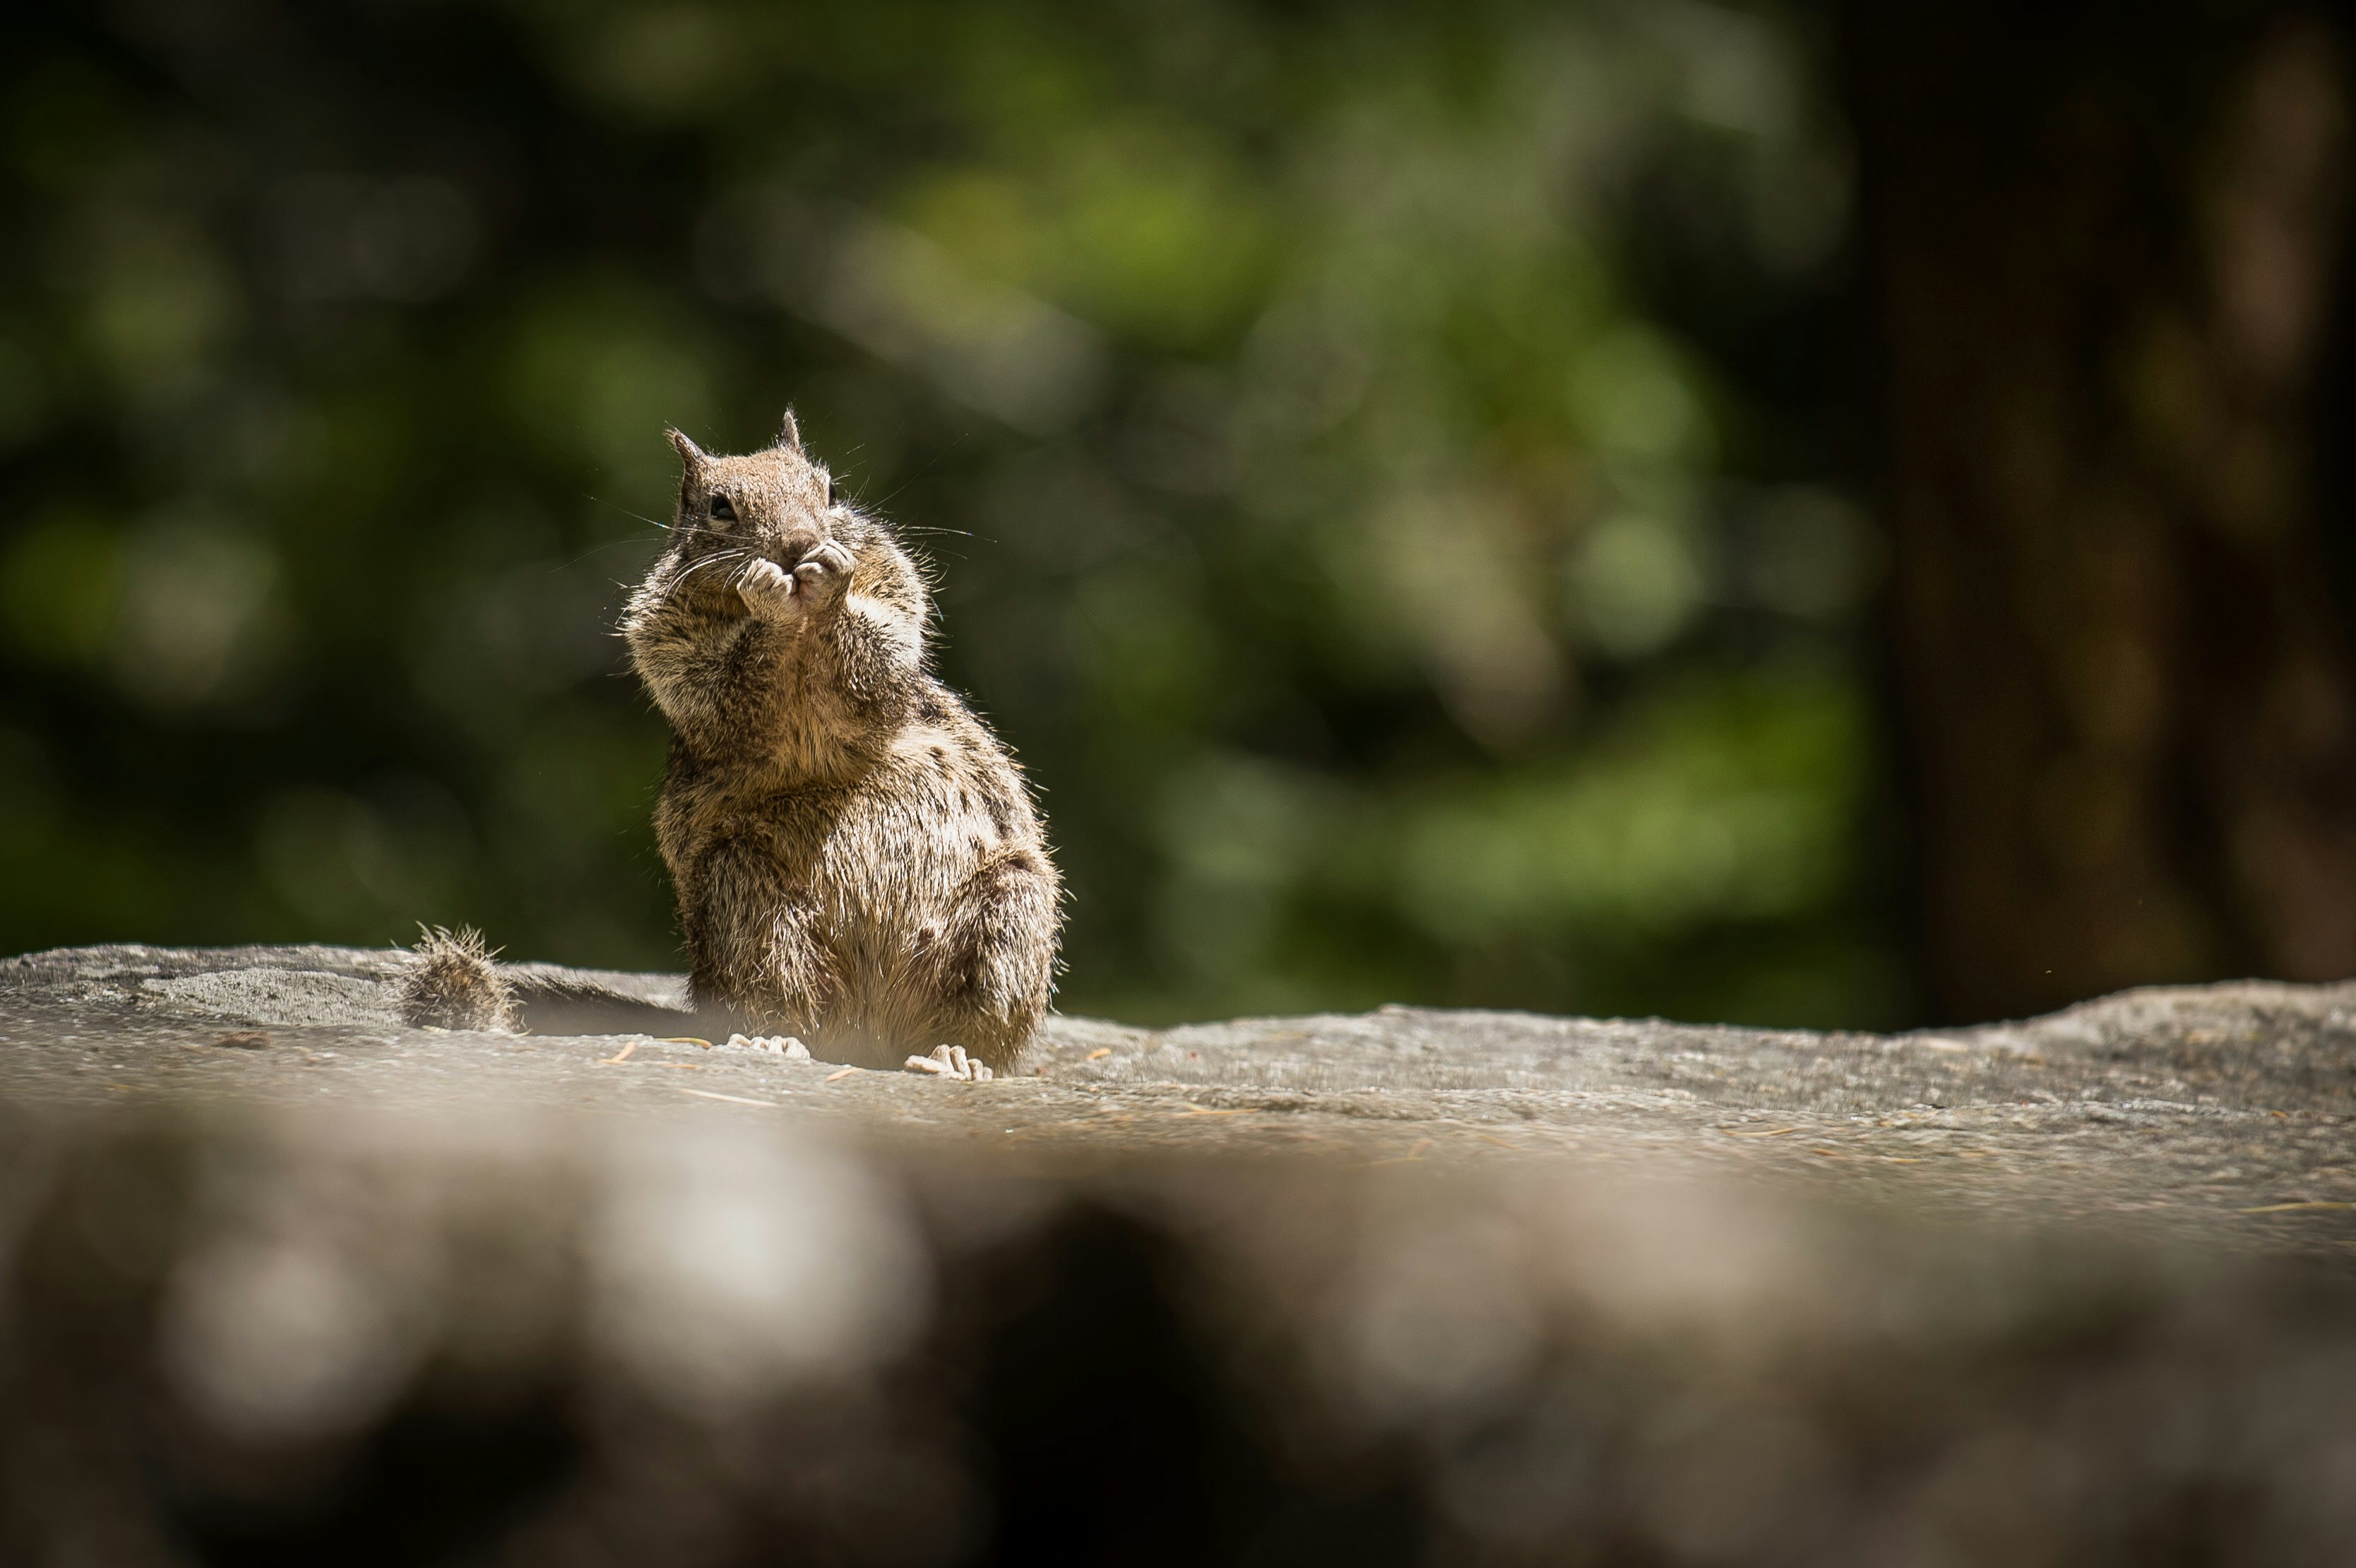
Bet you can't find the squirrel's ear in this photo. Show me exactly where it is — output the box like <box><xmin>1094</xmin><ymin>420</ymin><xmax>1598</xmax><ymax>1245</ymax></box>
<box><xmin>776</xmin><ymin>408</ymin><xmax>802</xmax><ymax>452</ymax></box>
<box><xmin>667</xmin><ymin>429</ymin><xmax>706</xmax><ymax>469</ymax></box>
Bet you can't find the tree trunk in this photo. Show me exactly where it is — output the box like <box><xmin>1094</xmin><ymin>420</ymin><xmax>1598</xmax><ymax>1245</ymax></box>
<box><xmin>1846</xmin><ymin>1</ymin><xmax>2356</xmax><ymax>1023</ymax></box>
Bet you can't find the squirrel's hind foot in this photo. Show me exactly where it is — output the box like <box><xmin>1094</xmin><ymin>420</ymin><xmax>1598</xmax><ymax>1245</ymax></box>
<box><xmin>903</xmin><ymin>1043</ymin><xmax>994</xmax><ymax>1081</ymax></box>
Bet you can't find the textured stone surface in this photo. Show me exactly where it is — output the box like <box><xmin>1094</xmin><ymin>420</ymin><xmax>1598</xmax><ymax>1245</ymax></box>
<box><xmin>4</xmin><ymin>943</ymin><xmax>2352</xmax><ymax>1256</ymax></box>
<box><xmin>5</xmin><ymin>945</ymin><xmax>2356</xmax><ymax>1564</ymax></box>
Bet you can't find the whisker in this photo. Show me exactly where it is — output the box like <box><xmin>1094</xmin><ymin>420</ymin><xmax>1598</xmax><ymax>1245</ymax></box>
<box><xmin>673</xmin><ymin>551</ymin><xmax>742</xmax><ymax>578</ymax></box>
<box><xmin>556</xmin><ymin>535</ymin><xmax>670</xmax><ymax>571</ymax></box>
<box><xmin>552</xmin><ymin>497</ymin><xmax>694</xmax><ymax>573</ymax></box>
<box><xmin>862</xmin><ymin>431</ymin><xmax>966</xmax><ymax>513</ymax></box>
<box><xmin>583</xmin><ymin>494</ymin><xmax>676</xmax><ymax>532</ymax></box>
<box><xmin>672</xmin><ymin>550</ymin><xmax>755</xmax><ymax>588</ymax></box>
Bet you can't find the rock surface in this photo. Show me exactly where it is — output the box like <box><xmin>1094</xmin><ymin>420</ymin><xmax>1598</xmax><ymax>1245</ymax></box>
<box><xmin>4</xmin><ymin>944</ymin><xmax>2356</xmax><ymax>1564</ymax></box>
<box><xmin>4</xmin><ymin>943</ymin><xmax>2352</xmax><ymax>1254</ymax></box>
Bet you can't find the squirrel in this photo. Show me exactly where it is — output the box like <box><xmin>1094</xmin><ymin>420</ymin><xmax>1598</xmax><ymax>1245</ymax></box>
<box><xmin>401</xmin><ymin>412</ymin><xmax>1063</xmax><ymax>1079</ymax></box>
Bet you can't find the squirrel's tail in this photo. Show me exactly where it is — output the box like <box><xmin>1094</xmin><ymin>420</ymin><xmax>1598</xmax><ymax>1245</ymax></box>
<box><xmin>402</xmin><ymin>926</ymin><xmax>516</xmax><ymax>1030</ymax></box>
<box><xmin>400</xmin><ymin>926</ymin><xmax>707</xmax><ymax>1037</ymax></box>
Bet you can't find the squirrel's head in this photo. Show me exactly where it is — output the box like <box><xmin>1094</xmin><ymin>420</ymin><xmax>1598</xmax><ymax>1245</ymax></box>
<box><xmin>664</xmin><ymin>409</ymin><xmax>863</xmax><ymax>574</ymax></box>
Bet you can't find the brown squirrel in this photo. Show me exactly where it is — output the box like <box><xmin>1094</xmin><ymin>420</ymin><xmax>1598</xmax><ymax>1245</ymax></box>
<box><xmin>402</xmin><ymin>413</ymin><xmax>1062</xmax><ymax>1078</ymax></box>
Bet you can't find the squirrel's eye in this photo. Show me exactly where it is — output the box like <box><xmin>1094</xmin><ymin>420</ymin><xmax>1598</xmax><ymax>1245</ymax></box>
<box><xmin>708</xmin><ymin>495</ymin><xmax>737</xmax><ymax>523</ymax></box>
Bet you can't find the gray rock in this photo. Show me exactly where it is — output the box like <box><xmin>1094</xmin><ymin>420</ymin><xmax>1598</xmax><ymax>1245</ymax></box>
<box><xmin>4</xmin><ymin>943</ymin><xmax>2350</xmax><ymax>1254</ymax></box>
<box><xmin>3</xmin><ymin>944</ymin><xmax>2354</xmax><ymax>1563</ymax></box>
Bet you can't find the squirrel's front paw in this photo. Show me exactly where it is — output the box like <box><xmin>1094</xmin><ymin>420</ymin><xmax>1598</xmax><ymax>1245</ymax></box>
<box><xmin>734</xmin><ymin>544</ymin><xmax>853</xmax><ymax>620</ymax></box>
<box><xmin>791</xmin><ymin>540</ymin><xmax>856</xmax><ymax>601</ymax></box>
<box><xmin>734</xmin><ymin>558</ymin><xmax>800</xmax><ymax>619</ymax></box>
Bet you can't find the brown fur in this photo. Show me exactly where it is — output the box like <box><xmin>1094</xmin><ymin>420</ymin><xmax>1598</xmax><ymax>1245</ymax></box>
<box><xmin>621</xmin><ymin>413</ymin><xmax>1062</xmax><ymax>1071</ymax></box>
<box><xmin>400</xmin><ymin>925</ymin><xmax>518</xmax><ymax>1031</ymax></box>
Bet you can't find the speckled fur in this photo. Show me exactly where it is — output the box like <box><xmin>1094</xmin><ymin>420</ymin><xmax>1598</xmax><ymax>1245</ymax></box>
<box><xmin>622</xmin><ymin>414</ymin><xmax>1061</xmax><ymax>1071</ymax></box>
<box><xmin>400</xmin><ymin>925</ymin><xmax>516</xmax><ymax>1032</ymax></box>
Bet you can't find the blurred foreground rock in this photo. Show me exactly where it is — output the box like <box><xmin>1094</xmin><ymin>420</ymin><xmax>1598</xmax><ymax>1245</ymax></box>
<box><xmin>3</xmin><ymin>944</ymin><xmax>2355</xmax><ymax>1565</ymax></box>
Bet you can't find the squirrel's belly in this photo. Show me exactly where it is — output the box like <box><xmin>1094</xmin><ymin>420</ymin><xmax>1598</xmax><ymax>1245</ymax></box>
<box><xmin>683</xmin><ymin>771</ymin><xmax>1003</xmax><ymax>938</ymax></box>
<box><xmin>811</xmin><ymin>788</ymin><xmax>1006</xmax><ymax>932</ymax></box>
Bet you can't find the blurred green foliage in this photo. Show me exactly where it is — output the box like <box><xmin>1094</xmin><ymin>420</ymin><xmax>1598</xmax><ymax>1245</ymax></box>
<box><xmin>0</xmin><ymin>0</ymin><xmax>1896</xmax><ymax>1027</ymax></box>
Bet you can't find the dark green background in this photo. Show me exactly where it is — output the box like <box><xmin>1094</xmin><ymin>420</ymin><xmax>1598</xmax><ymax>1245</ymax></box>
<box><xmin>0</xmin><ymin>0</ymin><xmax>1887</xmax><ymax>1028</ymax></box>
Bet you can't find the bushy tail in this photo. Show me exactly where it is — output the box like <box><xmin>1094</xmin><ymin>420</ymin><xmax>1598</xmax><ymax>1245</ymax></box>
<box><xmin>401</xmin><ymin>926</ymin><xmax>516</xmax><ymax>1030</ymax></box>
<box><xmin>400</xmin><ymin>925</ymin><xmax>706</xmax><ymax>1037</ymax></box>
